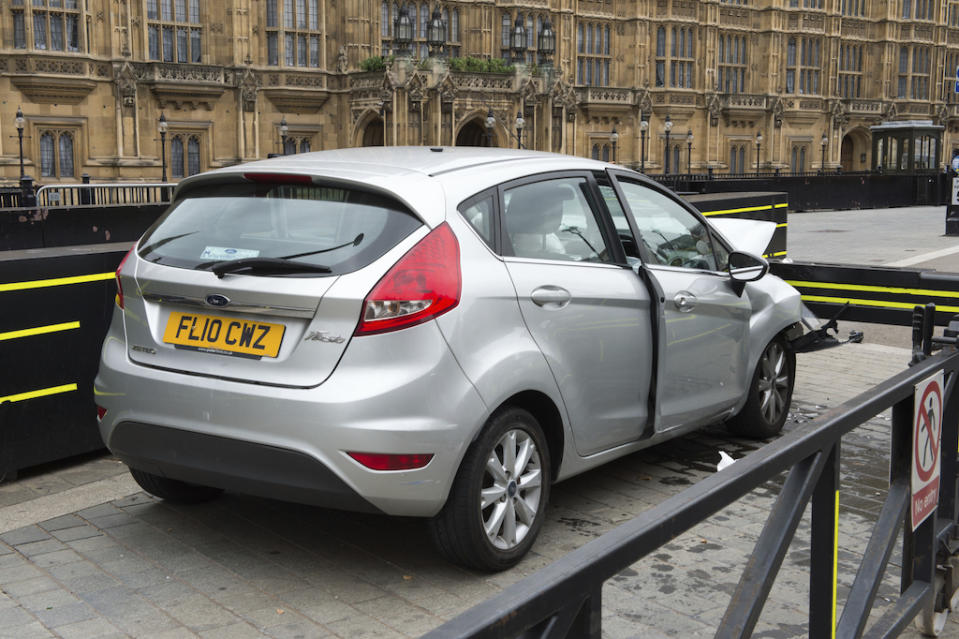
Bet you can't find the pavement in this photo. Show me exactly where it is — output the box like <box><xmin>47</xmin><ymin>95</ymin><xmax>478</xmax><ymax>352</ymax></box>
<box><xmin>2</xmin><ymin>205</ymin><xmax>959</xmax><ymax>638</ymax></box>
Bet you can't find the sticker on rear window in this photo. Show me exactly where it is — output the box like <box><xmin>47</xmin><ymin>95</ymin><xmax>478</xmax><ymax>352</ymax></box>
<box><xmin>200</xmin><ymin>246</ymin><xmax>260</xmax><ymax>261</ymax></box>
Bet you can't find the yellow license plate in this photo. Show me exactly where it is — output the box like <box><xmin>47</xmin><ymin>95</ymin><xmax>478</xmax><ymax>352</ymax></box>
<box><xmin>163</xmin><ymin>312</ymin><xmax>285</xmax><ymax>358</ymax></box>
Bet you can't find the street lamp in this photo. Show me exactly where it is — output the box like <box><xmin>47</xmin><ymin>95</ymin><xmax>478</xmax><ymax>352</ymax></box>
<box><xmin>485</xmin><ymin>108</ymin><xmax>495</xmax><ymax>147</ymax></box>
<box><xmin>394</xmin><ymin>3</ymin><xmax>413</xmax><ymax>56</ymax></box>
<box><xmin>279</xmin><ymin>116</ymin><xmax>289</xmax><ymax>155</ymax></box>
<box><xmin>510</xmin><ymin>16</ymin><xmax>526</xmax><ymax>64</ymax></box>
<box><xmin>515</xmin><ymin>111</ymin><xmax>525</xmax><ymax>149</ymax></box>
<box><xmin>158</xmin><ymin>112</ymin><xmax>168</xmax><ymax>182</ymax></box>
<box><xmin>610</xmin><ymin>127</ymin><xmax>619</xmax><ymax>164</ymax></box>
<box><xmin>686</xmin><ymin>129</ymin><xmax>693</xmax><ymax>176</ymax></box>
<box><xmin>755</xmin><ymin>131</ymin><xmax>763</xmax><ymax>176</ymax></box>
<box><xmin>663</xmin><ymin>115</ymin><xmax>673</xmax><ymax>175</ymax></box>
<box><xmin>821</xmin><ymin>132</ymin><xmax>828</xmax><ymax>174</ymax></box>
<box><xmin>427</xmin><ymin>6</ymin><xmax>445</xmax><ymax>56</ymax></box>
<box><xmin>15</xmin><ymin>107</ymin><xmax>25</xmax><ymax>179</ymax></box>
<box><xmin>640</xmin><ymin>118</ymin><xmax>648</xmax><ymax>173</ymax></box>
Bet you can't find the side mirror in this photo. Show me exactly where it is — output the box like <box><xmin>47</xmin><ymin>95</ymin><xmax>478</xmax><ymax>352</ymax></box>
<box><xmin>728</xmin><ymin>251</ymin><xmax>768</xmax><ymax>295</ymax></box>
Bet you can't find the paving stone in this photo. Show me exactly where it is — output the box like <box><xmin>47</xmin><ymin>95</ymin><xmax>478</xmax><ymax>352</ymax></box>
<box><xmin>197</xmin><ymin>621</ymin><xmax>264</xmax><ymax>639</ymax></box>
<box><xmin>0</xmin><ymin>576</ymin><xmax>60</xmax><ymax>598</ymax></box>
<box><xmin>46</xmin><ymin>560</ymin><xmax>102</xmax><ymax>582</ymax></box>
<box><xmin>17</xmin><ymin>587</ymin><xmax>82</xmax><ymax>613</ymax></box>
<box><xmin>325</xmin><ymin>613</ymin><xmax>406</xmax><ymax>638</ymax></box>
<box><xmin>0</xmin><ymin>526</ymin><xmax>50</xmax><ymax>546</ymax></box>
<box><xmin>32</xmin><ymin>549</ymin><xmax>83</xmax><ymax>568</ymax></box>
<box><xmin>38</xmin><ymin>515</ymin><xmax>84</xmax><ymax>532</ymax></box>
<box><xmin>52</xmin><ymin>615</ymin><xmax>125</xmax><ymax>639</ymax></box>
<box><xmin>0</xmin><ymin>620</ymin><xmax>55</xmax><ymax>639</ymax></box>
<box><xmin>67</xmin><ymin>534</ymin><xmax>121</xmax><ymax>554</ymax></box>
<box><xmin>32</xmin><ymin>601</ymin><xmax>97</xmax><ymax>628</ymax></box>
<box><xmin>92</xmin><ymin>598</ymin><xmax>182</xmax><ymax>635</ymax></box>
<box><xmin>0</xmin><ymin>604</ymin><xmax>38</xmax><ymax>627</ymax></box>
<box><xmin>76</xmin><ymin>504</ymin><xmax>122</xmax><ymax>520</ymax></box>
<box><xmin>137</xmin><ymin>629</ymin><xmax>198</xmax><ymax>639</ymax></box>
<box><xmin>264</xmin><ymin>620</ymin><xmax>331</xmax><ymax>639</ymax></box>
<box><xmin>52</xmin><ymin>526</ymin><xmax>103</xmax><ymax>543</ymax></box>
<box><xmin>163</xmin><ymin>593</ymin><xmax>244</xmax><ymax>631</ymax></box>
<box><xmin>6</xmin><ymin>537</ymin><xmax>61</xmax><ymax>557</ymax></box>
<box><xmin>113</xmin><ymin>492</ymin><xmax>153</xmax><ymax>509</ymax></box>
<box><xmin>0</xmin><ymin>543</ymin><xmax>12</xmax><ymax>556</ymax></box>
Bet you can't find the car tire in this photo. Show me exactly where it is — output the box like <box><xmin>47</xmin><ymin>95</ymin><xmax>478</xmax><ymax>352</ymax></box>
<box><xmin>429</xmin><ymin>407</ymin><xmax>551</xmax><ymax>572</ymax></box>
<box><xmin>129</xmin><ymin>468</ymin><xmax>224</xmax><ymax>504</ymax></box>
<box><xmin>727</xmin><ymin>335</ymin><xmax>795</xmax><ymax>439</ymax></box>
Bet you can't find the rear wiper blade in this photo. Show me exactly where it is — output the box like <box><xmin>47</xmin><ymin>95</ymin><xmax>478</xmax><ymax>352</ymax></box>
<box><xmin>209</xmin><ymin>258</ymin><xmax>332</xmax><ymax>279</ymax></box>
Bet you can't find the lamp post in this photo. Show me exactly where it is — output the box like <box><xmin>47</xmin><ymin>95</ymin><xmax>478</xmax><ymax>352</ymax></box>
<box><xmin>663</xmin><ymin>115</ymin><xmax>673</xmax><ymax>175</ymax></box>
<box><xmin>610</xmin><ymin>127</ymin><xmax>619</xmax><ymax>164</ymax></box>
<box><xmin>394</xmin><ymin>3</ymin><xmax>413</xmax><ymax>56</ymax></box>
<box><xmin>686</xmin><ymin>129</ymin><xmax>693</xmax><ymax>176</ymax></box>
<box><xmin>510</xmin><ymin>16</ymin><xmax>526</xmax><ymax>64</ymax></box>
<box><xmin>640</xmin><ymin>118</ymin><xmax>648</xmax><ymax>173</ymax></box>
<box><xmin>158</xmin><ymin>112</ymin><xmax>168</xmax><ymax>182</ymax></box>
<box><xmin>485</xmin><ymin>108</ymin><xmax>495</xmax><ymax>147</ymax></box>
<box><xmin>821</xmin><ymin>132</ymin><xmax>828</xmax><ymax>174</ymax></box>
<box><xmin>426</xmin><ymin>6</ymin><xmax>445</xmax><ymax>56</ymax></box>
<box><xmin>515</xmin><ymin>111</ymin><xmax>525</xmax><ymax>149</ymax></box>
<box><xmin>15</xmin><ymin>107</ymin><xmax>25</xmax><ymax>179</ymax></box>
<box><xmin>755</xmin><ymin>131</ymin><xmax>763</xmax><ymax>176</ymax></box>
<box><xmin>280</xmin><ymin>116</ymin><xmax>289</xmax><ymax>155</ymax></box>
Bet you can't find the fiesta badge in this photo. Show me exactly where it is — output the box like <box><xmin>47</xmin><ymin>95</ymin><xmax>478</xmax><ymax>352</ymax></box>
<box><xmin>206</xmin><ymin>294</ymin><xmax>231</xmax><ymax>307</ymax></box>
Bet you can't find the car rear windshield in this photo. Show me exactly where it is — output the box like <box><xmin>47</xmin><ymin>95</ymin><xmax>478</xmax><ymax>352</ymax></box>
<box><xmin>137</xmin><ymin>181</ymin><xmax>423</xmax><ymax>276</ymax></box>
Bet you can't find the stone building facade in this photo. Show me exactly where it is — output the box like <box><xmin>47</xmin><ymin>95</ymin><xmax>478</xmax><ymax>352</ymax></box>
<box><xmin>1</xmin><ymin>0</ymin><xmax>957</xmax><ymax>184</ymax></box>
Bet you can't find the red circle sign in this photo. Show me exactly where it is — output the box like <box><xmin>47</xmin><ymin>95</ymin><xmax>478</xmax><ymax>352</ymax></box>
<box><xmin>914</xmin><ymin>380</ymin><xmax>942</xmax><ymax>483</ymax></box>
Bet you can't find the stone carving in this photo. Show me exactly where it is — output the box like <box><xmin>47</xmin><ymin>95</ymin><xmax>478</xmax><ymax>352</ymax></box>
<box><xmin>439</xmin><ymin>74</ymin><xmax>457</xmax><ymax>103</ymax></box>
<box><xmin>520</xmin><ymin>77</ymin><xmax>538</xmax><ymax>105</ymax></box>
<box><xmin>829</xmin><ymin>99</ymin><xmax>849</xmax><ymax>130</ymax></box>
<box><xmin>883</xmin><ymin>101</ymin><xmax>898</xmax><ymax>121</ymax></box>
<box><xmin>407</xmin><ymin>72</ymin><xmax>427</xmax><ymax>103</ymax></box>
<box><xmin>706</xmin><ymin>92</ymin><xmax>722</xmax><ymax>126</ymax></box>
<box><xmin>935</xmin><ymin>103</ymin><xmax>950</xmax><ymax>126</ymax></box>
<box><xmin>550</xmin><ymin>73</ymin><xmax>577</xmax><ymax>111</ymax></box>
<box><xmin>769</xmin><ymin>96</ymin><xmax>785</xmax><ymax>127</ymax></box>
<box><xmin>115</xmin><ymin>61</ymin><xmax>138</xmax><ymax>107</ymax></box>
<box><xmin>238</xmin><ymin>67</ymin><xmax>258</xmax><ymax>112</ymax></box>
<box><xmin>136</xmin><ymin>63</ymin><xmax>226</xmax><ymax>84</ymax></box>
<box><xmin>451</xmin><ymin>73</ymin><xmax>513</xmax><ymax>90</ymax></box>
<box><xmin>336</xmin><ymin>47</ymin><xmax>349</xmax><ymax>74</ymax></box>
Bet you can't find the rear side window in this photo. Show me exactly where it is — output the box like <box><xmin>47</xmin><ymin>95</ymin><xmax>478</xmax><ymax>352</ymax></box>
<box><xmin>138</xmin><ymin>182</ymin><xmax>423</xmax><ymax>276</ymax></box>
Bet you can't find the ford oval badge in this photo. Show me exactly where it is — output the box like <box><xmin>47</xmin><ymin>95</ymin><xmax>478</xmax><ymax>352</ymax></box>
<box><xmin>206</xmin><ymin>294</ymin><xmax>230</xmax><ymax>307</ymax></box>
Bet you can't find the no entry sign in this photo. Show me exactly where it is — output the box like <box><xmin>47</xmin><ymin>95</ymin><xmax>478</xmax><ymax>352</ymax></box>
<box><xmin>912</xmin><ymin>372</ymin><xmax>943</xmax><ymax>531</ymax></box>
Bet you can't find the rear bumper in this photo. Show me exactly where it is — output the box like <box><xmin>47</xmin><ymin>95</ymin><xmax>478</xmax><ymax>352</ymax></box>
<box><xmin>111</xmin><ymin>421</ymin><xmax>382</xmax><ymax>513</ymax></box>
<box><xmin>96</xmin><ymin>315</ymin><xmax>489</xmax><ymax>517</ymax></box>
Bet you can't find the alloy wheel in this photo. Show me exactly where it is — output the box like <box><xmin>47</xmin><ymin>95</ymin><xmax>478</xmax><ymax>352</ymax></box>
<box><xmin>757</xmin><ymin>341</ymin><xmax>790</xmax><ymax>424</ymax></box>
<box><xmin>479</xmin><ymin>428</ymin><xmax>543</xmax><ymax>551</ymax></box>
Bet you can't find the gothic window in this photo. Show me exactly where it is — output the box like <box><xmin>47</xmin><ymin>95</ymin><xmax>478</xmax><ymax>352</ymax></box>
<box><xmin>148</xmin><ymin>0</ymin><xmax>201</xmax><ymax>62</ymax></box>
<box><xmin>265</xmin><ymin>0</ymin><xmax>320</xmax><ymax>67</ymax></box>
<box><xmin>602</xmin><ymin>145</ymin><xmax>610</xmax><ymax>162</ymax></box>
<box><xmin>841</xmin><ymin>0</ymin><xmax>866</xmax><ymax>15</ymax></box>
<box><xmin>950</xmin><ymin>0</ymin><xmax>959</xmax><ymax>24</ymax></box>
<box><xmin>418</xmin><ymin>3</ymin><xmax>428</xmax><ymax>58</ymax></box>
<box><xmin>655</xmin><ymin>27</ymin><xmax>666</xmax><ymax>87</ymax></box>
<box><xmin>576</xmin><ymin>20</ymin><xmax>611</xmax><ymax>86</ymax></box>
<box><xmin>838</xmin><ymin>43</ymin><xmax>862</xmax><ymax>98</ymax></box>
<box><xmin>945</xmin><ymin>51</ymin><xmax>959</xmax><ymax>102</ymax></box>
<box><xmin>718</xmin><ymin>34</ymin><xmax>746</xmax><ymax>93</ymax></box>
<box><xmin>284</xmin><ymin>137</ymin><xmax>297</xmax><ymax>155</ymax></box>
<box><xmin>299</xmin><ymin>138</ymin><xmax>311</xmax><ymax>153</ymax></box>
<box><xmin>791</xmin><ymin>146</ymin><xmax>807</xmax><ymax>173</ymax></box>
<box><xmin>170</xmin><ymin>134</ymin><xmax>201</xmax><ymax>178</ymax></box>
<box><xmin>591</xmin><ymin>144</ymin><xmax>600</xmax><ymax>160</ymax></box>
<box><xmin>729</xmin><ymin>144</ymin><xmax>747</xmax><ymax>173</ymax></box>
<box><xmin>672</xmin><ymin>145</ymin><xmax>682</xmax><ymax>173</ymax></box>
<box><xmin>38</xmin><ymin>129</ymin><xmax>76</xmax><ymax>178</ymax></box>
<box><xmin>899</xmin><ymin>46</ymin><xmax>930</xmax><ymax>98</ymax></box>
<box><xmin>904</xmin><ymin>0</ymin><xmax>935</xmax><ymax>18</ymax></box>
<box><xmin>501</xmin><ymin>12</ymin><xmax>511</xmax><ymax>60</ymax></box>
<box><xmin>669</xmin><ymin>26</ymin><xmax>695</xmax><ymax>88</ymax></box>
<box><xmin>786</xmin><ymin>37</ymin><xmax>821</xmax><ymax>94</ymax></box>
<box><xmin>11</xmin><ymin>0</ymin><xmax>82</xmax><ymax>52</ymax></box>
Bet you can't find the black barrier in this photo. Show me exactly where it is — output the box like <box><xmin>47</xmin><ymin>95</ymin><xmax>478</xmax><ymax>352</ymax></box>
<box><xmin>0</xmin><ymin>203</ymin><xmax>166</xmax><ymax>251</ymax></box>
<box><xmin>771</xmin><ymin>261</ymin><xmax>959</xmax><ymax>327</ymax></box>
<box><xmin>651</xmin><ymin>172</ymin><xmax>948</xmax><ymax>211</ymax></box>
<box><xmin>686</xmin><ymin>191</ymin><xmax>788</xmax><ymax>258</ymax></box>
<box><xmin>423</xmin><ymin>311</ymin><xmax>959</xmax><ymax>638</ymax></box>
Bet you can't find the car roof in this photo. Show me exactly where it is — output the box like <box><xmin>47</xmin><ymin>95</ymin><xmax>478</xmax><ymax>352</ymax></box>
<box><xmin>174</xmin><ymin>147</ymin><xmax>624</xmax><ymax>228</ymax></box>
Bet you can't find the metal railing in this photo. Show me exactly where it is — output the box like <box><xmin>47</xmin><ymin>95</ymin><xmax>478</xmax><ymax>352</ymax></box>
<box><xmin>35</xmin><ymin>182</ymin><xmax>174</xmax><ymax>207</ymax></box>
<box><xmin>425</xmin><ymin>305</ymin><xmax>959</xmax><ymax>638</ymax></box>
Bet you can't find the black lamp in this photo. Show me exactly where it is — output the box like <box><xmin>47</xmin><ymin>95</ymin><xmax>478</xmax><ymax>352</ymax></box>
<box><xmin>511</xmin><ymin>17</ymin><xmax>526</xmax><ymax>63</ymax></box>
<box><xmin>394</xmin><ymin>4</ymin><xmax>413</xmax><ymax>55</ymax></box>
<box><xmin>663</xmin><ymin>115</ymin><xmax>673</xmax><ymax>175</ymax></box>
<box><xmin>515</xmin><ymin>111</ymin><xmax>525</xmax><ymax>149</ymax></box>
<box><xmin>280</xmin><ymin>116</ymin><xmax>289</xmax><ymax>154</ymax></box>
<box><xmin>427</xmin><ymin>6</ymin><xmax>445</xmax><ymax>55</ymax></box>
<box><xmin>686</xmin><ymin>129</ymin><xmax>693</xmax><ymax>175</ymax></box>
<box><xmin>755</xmin><ymin>130</ymin><xmax>763</xmax><ymax>175</ymax></box>
<box><xmin>15</xmin><ymin>107</ymin><xmax>25</xmax><ymax>179</ymax></box>
<box><xmin>538</xmin><ymin>19</ymin><xmax>555</xmax><ymax>60</ymax></box>
<box><xmin>485</xmin><ymin>108</ymin><xmax>495</xmax><ymax>147</ymax></box>
<box><xmin>158</xmin><ymin>112</ymin><xmax>168</xmax><ymax>182</ymax></box>
<box><xmin>639</xmin><ymin>118</ymin><xmax>648</xmax><ymax>173</ymax></box>
<box><xmin>610</xmin><ymin>127</ymin><xmax>619</xmax><ymax>164</ymax></box>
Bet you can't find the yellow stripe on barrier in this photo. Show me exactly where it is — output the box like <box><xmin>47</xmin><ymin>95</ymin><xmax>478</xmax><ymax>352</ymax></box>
<box><xmin>701</xmin><ymin>204</ymin><xmax>773</xmax><ymax>217</ymax></box>
<box><xmin>764</xmin><ymin>251</ymin><xmax>788</xmax><ymax>258</ymax></box>
<box><xmin>0</xmin><ymin>383</ymin><xmax>78</xmax><ymax>403</ymax></box>
<box><xmin>774</xmin><ymin>203</ymin><xmax>788</xmax><ymax>208</ymax></box>
<box><xmin>776</xmin><ymin>223</ymin><xmax>788</xmax><ymax>228</ymax></box>
<box><xmin>800</xmin><ymin>294</ymin><xmax>959</xmax><ymax>314</ymax></box>
<box><xmin>0</xmin><ymin>321</ymin><xmax>81</xmax><ymax>341</ymax></box>
<box><xmin>787</xmin><ymin>279</ymin><xmax>959</xmax><ymax>299</ymax></box>
<box><xmin>0</xmin><ymin>272</ymin><xmax>114</xmax><ymax>293</ymax></box>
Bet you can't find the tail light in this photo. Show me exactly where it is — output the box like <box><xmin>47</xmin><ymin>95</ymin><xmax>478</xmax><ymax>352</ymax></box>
<box><xmin>96</xmin><ymin>405</ymin><xmax>107</xmax><ymax>422</ymax></box>
<box><xmin>347</xmin><ymin>452</ymin><xmax>434</xmax><ymax>471</ymax></box>
<box><xmin>114</xmin><ymin>247</ymin><xmax>134</xmax><ymax>309</ymax></box>
<box><xmin>355</xmin><ymin>223</ymin><xmax>460</xmax><ymax>336</ymax></box>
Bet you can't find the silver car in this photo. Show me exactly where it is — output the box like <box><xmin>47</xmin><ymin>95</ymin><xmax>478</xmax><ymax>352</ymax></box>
<box><xmin>95</xmin><ymin>147</ymin><xmax>801</xmax><ymax>571</ymax></box>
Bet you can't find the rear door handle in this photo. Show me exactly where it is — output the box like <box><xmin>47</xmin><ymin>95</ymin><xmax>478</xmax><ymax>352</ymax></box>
<box><xmin>531</xmin><ymin>286</ymin><xmax>571</xmax><ymax>309</ymax></box>
<box><xmin>674</xmin><ymin>291</ymin><xmax>696</xmax><ymax>312</ymax></box>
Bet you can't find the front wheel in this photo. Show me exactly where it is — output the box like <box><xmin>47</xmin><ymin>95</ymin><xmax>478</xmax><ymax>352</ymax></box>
<box><xmin>429</xmin><ymin>407</ymin><xmax>551</xmax><ymax>571</ymax></box>
<box><xmin>727</xmin><ymin>335</ymin><xmax>795</xmax><ymax>439</ymax></box>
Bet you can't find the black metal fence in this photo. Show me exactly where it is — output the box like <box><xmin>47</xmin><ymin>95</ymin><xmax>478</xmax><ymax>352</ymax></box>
<box><xmin>641</xmin><ymin>170</ymin><xmax>949</xmax><ymax>211</ymax></box>
<box><xmin>424</xmin><ymin>307</ymin><xmax>959</xmax><ymax>638</ymax></box>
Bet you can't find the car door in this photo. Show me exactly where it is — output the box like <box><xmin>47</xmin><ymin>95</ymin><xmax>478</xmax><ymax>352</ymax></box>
<box><xmin>499</xmin><ymin>172</ymin><xmax>654</xmax><ymax>456</ymax></box>
<box><xmin>606</xmin><ymin>171</ymin><xmax>752</xmax><ymax>433</ymax></box>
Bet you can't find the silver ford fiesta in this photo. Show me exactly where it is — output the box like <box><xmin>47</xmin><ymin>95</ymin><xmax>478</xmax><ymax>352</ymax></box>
<box><xmin>95</xmin><ymin>147</ymin><xmax>802</xmax><ymax>571</ymax></box>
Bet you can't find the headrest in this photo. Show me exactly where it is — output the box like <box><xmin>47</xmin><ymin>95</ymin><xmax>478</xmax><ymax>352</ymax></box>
<box><xmin>506</xmin><ymin>182</ymin><xmax>573</xmax><ymax>235</ymax></box>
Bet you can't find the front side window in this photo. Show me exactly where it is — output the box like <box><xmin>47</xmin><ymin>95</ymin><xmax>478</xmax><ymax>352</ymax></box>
<box><xmin>616</xmin><ymin>180</ymin><xmax>719</xmax><ymax>271</ymax></box>
<box><xmin>148</xmin><ymin>0</ymin><xmax>201</xmax><ymax>62</ymax></box>
<box><xmin>502</xmin><ymin>177</ymin><xmax>612</xmax><ymax>263</ymax></box>
<box><xmin>138</xmin><ymin>183</ymin><xmax>423</xmax><ymax>276</ymax></box>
